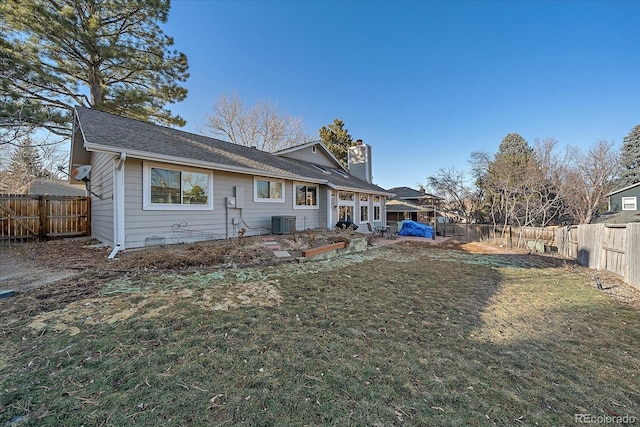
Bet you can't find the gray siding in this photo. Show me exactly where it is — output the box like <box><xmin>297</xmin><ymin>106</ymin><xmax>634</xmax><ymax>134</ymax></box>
<box><xmin>90</xmin><ymin>151</ymin><xmax>115</xmax><ymax>246</ymax></box>
<box><xmin>279</xmin><ymin>145</ymin><xmax>337</xmax><ymax>168</ymax></box>
<box><xmin>122</xmin><ymin>159</ymin><xmax>329</xmax><ymax>248</ymax></box>
<box><xmin>610</xmin><ymin>187</ymin><xmax>640</xmax><ymax>212</ymax></box>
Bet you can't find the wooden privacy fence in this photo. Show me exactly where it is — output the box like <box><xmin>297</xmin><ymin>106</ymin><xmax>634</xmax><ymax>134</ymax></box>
<box><xmin>0</xmin><ymin>194</ymin><xmax>90</xmax><ymax>244</ymax></box>
<box><xmin>438</xmin><ymin>223</ymin><xmax>558</xmax><ymax>251</ymax></box>
<box><xmin>556</xmin><ymin>223</ymin><xmax>640</xmax><ymax>290</ymax></box>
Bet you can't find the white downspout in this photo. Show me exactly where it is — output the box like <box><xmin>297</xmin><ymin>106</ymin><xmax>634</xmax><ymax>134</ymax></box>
<box><xmin>108</xmin><ymin>152</ymin><xmax>126</xmax><ymax>259</ymax></box>
<box><xmin>327</xmin><ymin>189</ymin><xmax>333</xmax><ymax>229</ymax></box>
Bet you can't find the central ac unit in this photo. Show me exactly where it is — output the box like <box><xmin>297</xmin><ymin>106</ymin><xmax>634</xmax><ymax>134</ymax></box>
<box><xmin>271</xmin><ymin>216</ymin><xmax>296</xmax><ymax>234</ymax></box>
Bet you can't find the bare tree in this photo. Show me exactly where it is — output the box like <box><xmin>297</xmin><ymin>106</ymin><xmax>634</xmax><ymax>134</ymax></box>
<box><xmin>561</xmin><ymin>140</ymin><xmax>620</xmax><ymax>224</ymax></box>
<box><xmin>426</xmin><ymin>167</ymin><xmax>483</xmax><ymax>223</ymax></box>
<box><xmin>202</xmin><ymin>92</ymin><xmax>311</xmax><ymax>152</ymax></box>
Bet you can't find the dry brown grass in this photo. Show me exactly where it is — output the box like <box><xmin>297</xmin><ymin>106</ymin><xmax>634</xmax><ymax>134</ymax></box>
<box><xmin>1</xmin><ymin>238</ymin><xmax>639</xmax><ymax>426</ymax></box>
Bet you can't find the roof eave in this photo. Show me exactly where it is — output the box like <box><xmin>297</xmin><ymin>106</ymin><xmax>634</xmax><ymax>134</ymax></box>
<box><xmin>606</xmin><ymin>181</ymin><xmax>640</xmax><ymax>197</ymax></box>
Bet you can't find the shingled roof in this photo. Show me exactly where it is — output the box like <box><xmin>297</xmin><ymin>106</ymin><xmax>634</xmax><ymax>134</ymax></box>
<box><xmin>386</xmin><ymin>186</ymin><xmax>442</xmax><ymax>201</ymax></box>
<box><xmin>74</xmin><ymin>106</ymin><xmax>390</xmax><ymax>195</ymax></box>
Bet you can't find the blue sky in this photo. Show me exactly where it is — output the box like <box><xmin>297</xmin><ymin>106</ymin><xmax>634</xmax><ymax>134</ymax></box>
<box><xmin>163</xmin><ymin>0</ymin><xmax>640</xmax><ymax>190</ymax></box>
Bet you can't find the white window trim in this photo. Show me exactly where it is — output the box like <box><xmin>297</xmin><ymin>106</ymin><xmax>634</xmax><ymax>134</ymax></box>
<box><xmin>360</xmin><ymin>205</ymin><xmax>369</xmax><ymax>223</ymax></box>
<box><xmin>293</xmin><ymin>182</ymin><xmax>319</xmax><ymax>210</ymax></box>
<box><xmin>373</xmin><ymin>197</ymin><xmax>382</xmax><ymax>221</ymax></box>
<box><xmin>622</xmin><ymin>196</ymin><xmax>637</xmax><ymax>211</ymax></box>
<box><xmin>143</xmin><ymin>162</ymin><xmax>214</xmax><ymax>211</ymax></box>
<box><xmin>338</xmin><ymin>191</ymin><xmax>355</xmax><ymax>221</ymax></box>
<box><xmin>359</xmin><ymin>194</ymin><xmax>370</xmax><ymax>223</ymax></box>
<box><xmin>253</xmin><ymin>177</ymin><xmax>285</xmax><ymax>203</ymax></box>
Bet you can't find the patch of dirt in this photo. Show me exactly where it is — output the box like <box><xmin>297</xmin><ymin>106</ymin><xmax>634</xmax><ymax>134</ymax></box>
<box><xmin>7</xmin><ymin>229</ymin><xmax>360</xmax><ymax>272</ymax></box>
<box><xmin>2</xmin><ymin>233</ymin><xmax>639</xmax><ymax>336</ymax></box>
<box><xmin>0</xmin><ymin>230</ymin><xmax>359</xmax><ymax>326</ymax></box>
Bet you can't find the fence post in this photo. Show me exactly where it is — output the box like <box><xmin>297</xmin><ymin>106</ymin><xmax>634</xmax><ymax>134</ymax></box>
<box><xmin>38</xmin><ymin>196</ymin><xmax>47</xmax><ymax>240</ymax></box>
<box><xmin>626</xmin><ymin>223</ymin><xmax>640</xmax><ymax>290</ymax></box>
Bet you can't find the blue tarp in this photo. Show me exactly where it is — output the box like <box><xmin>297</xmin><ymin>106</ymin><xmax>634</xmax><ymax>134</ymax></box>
<box><xmin>397</xmin><ymin>220</ymin><xmax>433</xmax><ymax>238</ymax></box>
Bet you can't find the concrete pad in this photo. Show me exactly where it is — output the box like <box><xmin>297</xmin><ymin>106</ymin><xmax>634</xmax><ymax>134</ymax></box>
<box><xmin>273</xmin><ymin>250</ymin><xmax>291</xmax><ymax>258</ymax></box>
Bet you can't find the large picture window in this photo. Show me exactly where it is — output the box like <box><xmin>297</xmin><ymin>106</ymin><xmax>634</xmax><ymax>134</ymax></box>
<box><xmin>254</xmin><ymin>178</ymin><xmax>284</xmax><ymax>202</ymax></box>
<box><xmin>143</xmin><ymin>163</ymin><xmax>213</xmax><ymax>210</ymax></box>
<box><xmin>294</xmin><ymin>184</ymin><xmax>318</xmax><ymax>209</ymax></box>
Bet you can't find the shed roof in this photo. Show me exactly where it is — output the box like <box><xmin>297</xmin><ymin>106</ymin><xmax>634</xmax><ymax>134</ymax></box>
<box><xmin>29</xmin><ymin>179</ymin><xmax>87</xmax><ymax>196</ymax></box>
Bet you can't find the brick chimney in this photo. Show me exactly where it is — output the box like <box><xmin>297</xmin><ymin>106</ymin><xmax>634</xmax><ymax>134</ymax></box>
<box><xmin>347</xmin><ymin>140</ymin><xmax>372</xmax><ymax>183</ymax></box>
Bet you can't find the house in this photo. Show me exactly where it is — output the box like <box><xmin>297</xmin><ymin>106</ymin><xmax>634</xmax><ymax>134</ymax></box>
<box><xmin>385</xmin><ymin>186</ymin><xmax>442</xmax><ymax>223</ymax></box>
<box><xmin>607</xmin><ymin>182</ymin><xmax>640</xmax><ymax>212</ymax></box>
<box><xmin>593</xmin><ymin>182</ymin><xmax>640</xmax><ymax>224</ymax></box>
<box><xmin>69</xmin><ymin>107</ymin><xmax>392</xmax><ymax>257</ymax></box>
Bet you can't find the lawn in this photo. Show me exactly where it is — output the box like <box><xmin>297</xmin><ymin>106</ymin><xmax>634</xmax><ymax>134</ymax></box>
<box><xmin>1</xmin><ymin>241</ymin><xmax>639</xmax><ymax>426</ymax></box>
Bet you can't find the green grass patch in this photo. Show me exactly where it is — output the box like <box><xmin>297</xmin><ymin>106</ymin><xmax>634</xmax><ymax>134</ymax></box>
<box><xmin>1</xmin><ymin>245</ymin><xmax>639</xmax><ymax>426</ymax></box>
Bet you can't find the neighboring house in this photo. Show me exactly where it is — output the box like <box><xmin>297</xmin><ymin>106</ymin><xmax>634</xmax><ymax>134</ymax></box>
<box><xmin>29</xmin><ymin>179</ymin><xmax>87</xmax><ymax>196</ymax></box>
<box><xmin>593</xmin><ymin>182</ymin><xmax>640</xmax><ymax>224</ymax></box>
<box><xmin>385</xmin><ymin>186</ymin><xmax>442</xmax><ymax>223</ymax></box>
<box><xmin>69</xmin><ymin>107</ymin><xmax>392</xmax><ymax>256</ymax></box>
<box><xmin>607</xmin><ymin>182</ymin><xmax>640</xmax><ymax>212</ymax></box>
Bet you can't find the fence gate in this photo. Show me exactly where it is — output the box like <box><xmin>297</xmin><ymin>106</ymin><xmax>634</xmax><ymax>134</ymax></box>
<box><xmin>0</xmin><ymin>194</ymin><xmax>90</xmax><ymax>244</ymax></box>
<box><xmin>601</xmin><ymin>224</ymin><xmax>627</xmax><ymax>278</ymax></box>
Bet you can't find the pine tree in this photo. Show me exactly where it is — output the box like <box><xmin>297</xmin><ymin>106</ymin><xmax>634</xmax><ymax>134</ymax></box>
<box><xmin>2</xmin><ymin>138</ymin><xmax>52</xmax><ymax>193</ymax></box>
<box><xmin>319</xmin><ymin>119</ymin><xmax>355</xmax><ymax>167</ymax></box>
<box><xmin>619</xmin><ymin>124</ymin><xmax>640</xmax><ymax>187</ymax></box>
<box><xmin>0</xmin><ymin>0</ymin><xmax>189</xmax><ymax>138</ymax></box>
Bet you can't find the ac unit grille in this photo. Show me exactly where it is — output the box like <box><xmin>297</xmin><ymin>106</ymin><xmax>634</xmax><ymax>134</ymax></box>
<box><xmin>271</xmin><ymin>216</ymin><xmax>296</xmax><ymax>234</ymax></box>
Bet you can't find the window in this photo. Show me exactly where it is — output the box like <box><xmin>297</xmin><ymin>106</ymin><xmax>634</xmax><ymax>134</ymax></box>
<box><xmin>359</xmin><ymin>194</ymin><xmax>369</xmax><ymax>222</ymax></box>
<box><xmin>622</xmin><ymin>197</ymin><xmax>637</xmax><ymax>211</ymax></box>
<box><xmin>332</xmin><ymin>168</ymin><xmax>348</xmax><ymax>178</ymax></box>
<box><xmin>373</xmin><ymin>195</ymin><xmax>381</xmax><ymax>221</ymax></box>
<box><xmin>338</xmin><ymin>191</ymin><xmax>355</xmax><ymax>221</ymax></box>
<box><xmin>143</xmin><ymin>163</ymin><xmax>212</xmax><ymax>210</ymax></box>
<box><xmin>312</xmin><ymin>164</ymin><xmax>330</xmax><ymax>174</ymax></box>
<box><xmin>254</xmin><ymin>177</ymin><xmax>284</xmax><ymax>202</ymax></box>
<box><xmin>339</xmin><ymin>192</ymin><xmax>354</xmax><ymax>201</ymax></box>
<box><xmin>373</xmin><ymin>206</ymin><xmax>381</xmax><ymax>221</ymax></box>
<box><xmin>360</xmin><ymin>205</ymin><xmax>369</xmax><ymax>222</ymax></box>
<box><xmin>294</xmin><ymin>184</ymin><xmax>319</xmax><ymax>209</ymax></box>
<box><xmin>339</xmin><ymin>205</ymin><xmax>354</xmax><ymax>221</ymax></box>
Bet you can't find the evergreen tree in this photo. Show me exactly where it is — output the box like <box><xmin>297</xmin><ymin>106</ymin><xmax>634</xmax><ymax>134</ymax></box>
<box><xmin>619</xmin><ymin>124</ymin><xmax>640</xmax><ymax>187</ymax></box>
<box><xmin>0</xmin><ymin>0</ymin><xmax>189</xmax><ymax>138</ymax></box>
<box><xmin>494</xmin><ymin>133</ymin><xmax>534</xmax><ymax>165</ymax></box>
<box><xmin>478</xmin><ymin>133</ymin><xmax>543</xmax><ymax>229</ymax></box>
<box><xmin>1</xmin><ymin>138</ymin><xmax>53</xmax><ymax>193</ymax></box>
<box><xmin>319</xmin><ymin>119</ymin><xmax>355</xmax><ymax>167</ymax></box>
